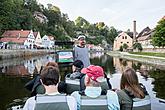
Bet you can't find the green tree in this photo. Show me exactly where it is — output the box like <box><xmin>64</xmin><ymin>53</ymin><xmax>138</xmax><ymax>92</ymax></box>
<box><xmin>119</xmin><ymin>45</ymin><xmax>123</xmax><ymax>52</ymax></box>
<box><xmin>106</xmin><ymin>26</ymin><xmax>118</xmax><ymax>45</ymax></box>
<box><xmin>133</xmin><ymin>42</ymin><xmax>143</xmax><ymax>51</ymax></box>
<box><xmin>152</xmin><ymin>18</ymin><xmax>165</xmax><ymax>47</ymax></box>
<box><xmin>123</xmin><ymin>43</ymin><xmax>128</xmax><ymax>51</ymax></box>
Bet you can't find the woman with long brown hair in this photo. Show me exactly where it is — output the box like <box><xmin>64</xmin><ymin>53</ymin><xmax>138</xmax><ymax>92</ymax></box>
<box><xmin>117</xmin><ymin>67</ymin><xmax>151</xmax><ymax>110</ymax></box>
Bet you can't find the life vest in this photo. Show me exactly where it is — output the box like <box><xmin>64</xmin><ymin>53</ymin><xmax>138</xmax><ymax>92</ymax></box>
<box><xmin>80</xmin><ymin>93</ymin><xmax>108</xmax><ymax>110</ymax></box>
<box><xmin>65</xmin><ymin>78</ymin><xmax>80</xmax><ymax>94</ymax></box>
<box><xmin>118</xmin><ymin>89</ymin><xmax>151</xmax><ymax>110</ymax></box>
<box><xmin>133</xmin><ymin>95</ymin><xmax>151</xmax><ymax>110</ymax></box>
<box><xmin>34</xmin><ymin>94</ymin><xmax>70</xmax><ymax>110</ymax></box>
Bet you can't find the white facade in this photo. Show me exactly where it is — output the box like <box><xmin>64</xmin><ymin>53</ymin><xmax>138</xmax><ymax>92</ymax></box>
<box><xmin>113</xmin><ymin>32</ymin><xmax>133</xmax><ymax>50</ymax></box>
<box><xmin>42</xmin><ymin>35</ymin><xmax>54</xmax><ymax>49</ymax></box>
<box><xmin>24</xmin><ymin>30</ymin><xmax>35</xmax><ymax>49</ymax></box>
<box><xmin>34</xmin><ymin>32</ymin><xmax>43</xmax><ymax>47</ymax></box>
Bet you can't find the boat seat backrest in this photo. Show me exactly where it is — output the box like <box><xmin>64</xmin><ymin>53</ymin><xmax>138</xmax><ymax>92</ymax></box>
<box><xmin>133</xmin><ymin>95</ymin><xmax>151</xmax><ymax>110</ymax></box>
<box><xmin>34</xmin><ymin>94</ymin><xmax>70</xmax><ymax>110</ymax></box>
<box><xmin>65</xmin><ymin>79</ymin><xmax>80</xmax><ymax>94</ymax></box>
<box><xmin>80</xmin><ymin>95</ymin><xmax>108</xmax><ymax>110</ymax></box>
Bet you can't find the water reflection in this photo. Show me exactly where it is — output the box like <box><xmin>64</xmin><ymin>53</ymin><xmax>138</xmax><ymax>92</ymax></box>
<box><xmin>0</xmin><ymin>55</ymin><xmax>56</xmax><ymax>76</ymax></box>
<box><xmin>0</xmin><ymin>53</ymin><xmax>165</xmax><ymax>109</ymax></box>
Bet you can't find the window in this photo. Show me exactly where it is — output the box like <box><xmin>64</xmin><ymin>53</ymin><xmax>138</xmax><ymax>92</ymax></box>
<box><xmin>127</xmin><ymin>42</ymin><xmax>129</xmax><ymax>43</ymax></box>
<box><xmin>122</xmin><ymin>36</ymin><xmax>124</xmax><ymax>39</ymax></box>
<box><xmin>121</xmin><ymin>42</ymin><xmax>123</xmax><ymax>44</ymax></box>
<box><xmin>125</xmin><ymin>36</ymin><xmax>127</xmax><ymax>39</ymax></box>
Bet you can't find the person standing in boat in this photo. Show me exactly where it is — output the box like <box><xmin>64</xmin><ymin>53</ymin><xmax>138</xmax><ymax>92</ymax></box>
<box><xmin>73</xmin><ymin>35</ymin><xmax>90</xmax><ymax>68</ymax></box>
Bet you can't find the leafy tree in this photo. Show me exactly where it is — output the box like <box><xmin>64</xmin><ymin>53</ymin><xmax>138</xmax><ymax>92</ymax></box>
<box><xmin>106</xmin><ymin>26</ymin><xmax>118</xmax><ymax>45</ymax></box>
<box><xmin>133</xmin><ymin>42</ymin><xmax>143</xmax><ymax>51</ymax></box>
<box><xmin>123</xmin><ymin>43</ymin><xmax>128</xmax><ymax>51</ymax></box>
<box><xmin>152</xmin><ymin>18</ymin><xmax>165</xmax><ymax>47</ymax></box>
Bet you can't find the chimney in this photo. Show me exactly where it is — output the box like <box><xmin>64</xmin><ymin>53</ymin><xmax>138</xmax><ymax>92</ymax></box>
<box><xmin>133</xmin><ymin>20</ymin><xmax>136</xmax><ymax>43</ymax></box>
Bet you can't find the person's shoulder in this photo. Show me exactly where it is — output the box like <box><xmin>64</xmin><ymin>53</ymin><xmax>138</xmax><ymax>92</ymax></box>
<box><xmin>116</xmin><ymin>89</ymin><xmax>126</xmax><ymax>97</ymax></box>
<box><xmin>71</xmin><ymin>91</ymin><xmax>80</xmax><ymax>98</ymax></box>
<box><xmin>107</xmin><ymin>90</ymin><xmax>117</xmax><ymax>95</ymax></box>
<box><xmin>67</xmin><ymin>95</ymin><xmax>76</xmax><ymax>101</ymax></box>
<box><xmin>23</xmin><ymin>96</ymin><xmax>36</xmax><ymax>109</ymax></box>
<box><xmin>26</xmin><ymin>96</ymin><xmax>36</xmax><ymax>102</ymax></box>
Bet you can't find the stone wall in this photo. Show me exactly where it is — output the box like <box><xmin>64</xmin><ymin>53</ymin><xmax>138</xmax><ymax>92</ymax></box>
<box><xmin>0</xmin><ymin>49</ymin><xmax>55</xmax><ymax>60</ymax></box>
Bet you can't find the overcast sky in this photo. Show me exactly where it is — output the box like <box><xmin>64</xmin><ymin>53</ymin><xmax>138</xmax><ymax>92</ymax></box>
<box><xmin>37</xmin><ymin>0</ymin><xmax>165</xmax><ymax>32</ymax></box>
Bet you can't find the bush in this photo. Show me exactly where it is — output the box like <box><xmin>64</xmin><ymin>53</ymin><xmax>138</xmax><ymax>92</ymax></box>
<box><xmin>119</xmin><ymin>45</ymin><xmax>123</xmax><ymax>51</ymax></box>
<box><xmin>133</xmin><ymin>42</ymin><xmax>143</xmax><ymax>52</ymax></box>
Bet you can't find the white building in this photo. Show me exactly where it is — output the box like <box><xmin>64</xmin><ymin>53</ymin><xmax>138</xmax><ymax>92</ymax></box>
<box><xmin>24</xmin><ymin>30</ymin><xmax>35</xmax><ymax>49</ymax></box>
<box><xmin>42</xmin><ymin>35</ymin><xmax>55</xmax><ymax>49</ymax></box>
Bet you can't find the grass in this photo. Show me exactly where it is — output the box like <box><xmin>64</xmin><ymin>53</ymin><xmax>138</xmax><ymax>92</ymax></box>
<box><xmin>129</xmin><ymin>52</ymin><xmax>165</xmax><ymax>58</ymax></box>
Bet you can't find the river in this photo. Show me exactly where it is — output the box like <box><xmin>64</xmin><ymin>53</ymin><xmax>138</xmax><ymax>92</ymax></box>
<box><xmin>0</xmin><ymin>53</ymin><xmax>165</xmax><ymax>110</ymax></box>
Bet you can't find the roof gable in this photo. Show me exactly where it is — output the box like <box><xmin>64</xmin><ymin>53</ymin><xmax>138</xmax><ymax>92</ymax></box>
<box><xmin>2</xmin><ymin>30</ymin><xmax>31</xmax><ymax>38</ymax></box>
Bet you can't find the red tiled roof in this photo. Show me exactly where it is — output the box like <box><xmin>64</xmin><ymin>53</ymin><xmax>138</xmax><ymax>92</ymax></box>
<box><xmin>0</xmin><ymin>37</ymin><xmax>26</xmax><ymax>44</ymax></box>
<box><xmin>2</xmin><ymin>30</ymin><xmax>31</xmax><ymax>38</ymax></box>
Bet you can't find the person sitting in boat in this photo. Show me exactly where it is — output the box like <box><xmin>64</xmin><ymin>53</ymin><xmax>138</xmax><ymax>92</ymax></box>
<box><xmin>70</xmin><ymin>60</ymin><xmax>84</xmax><ymax>79</ymax></box>
<box><xmin>117</xmin><ymin>67</ymin><xmax>151</xmax><ymax>110</ymax></box>
<box><xmin>71</xmin><ymin>65</ymin><xmax>120</xmax><ymax>110</ymax></box>
<box><xmin>23</xmin><ymin>66</ymin><xmax>77</xmax><ymax>110</ymax></box>
<box><xmin>65</xmin><ymin>60</ymin><xmax>84</xmax><ymax>94</ymax></box>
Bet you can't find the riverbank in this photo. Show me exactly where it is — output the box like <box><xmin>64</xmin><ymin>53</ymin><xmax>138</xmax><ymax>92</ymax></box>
<box><xmin>0</xmin><ymin>49</ymin><xmax>55</xmax><ymax>60</ymax></box>
<box><xmin>106</xmin><ymin>51</ymin><xmax>165</xmax><ymax>66</ymax></box>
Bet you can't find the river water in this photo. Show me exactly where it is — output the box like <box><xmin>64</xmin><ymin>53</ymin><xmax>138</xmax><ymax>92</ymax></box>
<box><xmin>0</xmin><ymin>53</ymin><xmax>165</xmax><ymax>110</ymax></box>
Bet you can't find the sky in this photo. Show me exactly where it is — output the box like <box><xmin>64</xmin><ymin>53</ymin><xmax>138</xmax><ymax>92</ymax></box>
<box><xmin>37</xmin><ymin>0</ymin><xmax>165</xmax><ymax>32</ymax></box>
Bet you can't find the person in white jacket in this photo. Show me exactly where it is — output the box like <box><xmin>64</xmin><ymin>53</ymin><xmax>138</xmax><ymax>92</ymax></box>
<box><xmin>23</xmin><ymin>65</ymin><xmax>77</xmax><ymax>110</ymax></box>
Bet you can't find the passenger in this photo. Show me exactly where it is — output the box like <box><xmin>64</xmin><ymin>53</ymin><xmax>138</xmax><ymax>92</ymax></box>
<box><xmin>73</xmin><ymin>35</ymin><xmax>90</xmax><ymax>68</ymax></box>
<box><xmin>65</xmin><ymin>60</ymin><xmax>84</xmax><ymax>94</ymax></box>
<box><xmin>117</xmin><ymin>67</ymin><xmax>151</xmax><ymax>110</ymax></box>
<box><xmin>23</xmin><ymin>66</ymin><xmax>77</xmax><ymax>110</ymax></box>
<box><xmin>70</xmin><ymin>60</ymin><xmax>84</xmax><ymax>79</ymax></box>
<box><xmin>71</xmin><ymin>65</ymin><xmax>120</xmax><ymax>110</ymax></box>
<box><xmin>79</xmin><ymin>66</ymin><xmax>112</xmax><ymax>93</ymax></box>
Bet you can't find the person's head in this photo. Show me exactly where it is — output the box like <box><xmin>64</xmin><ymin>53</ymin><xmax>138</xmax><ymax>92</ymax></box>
<box><xmin>40</xmin><ymin>66</ymin><xmax>60</xmax><ymax>86</ymax></box>
<box><xmin>72</xmin><ymin>60</ymin><xmax>84</xmax><ymax>72</ymax></box>
<box><xmin>46</xmin><ymin>62</ymin><xmax>59</xmax><ymax>68</ymax></box>
<box><xmin>77</xmin><ymin>35</ymin><xmax>86</xmax><ymax>47</ymax></box>
<box><xmin>120</xmin><ymin>67</ymin><xmax>144</xmax><ymax>98</ymax></box>
<box><xmin>81</xmin><ymin>65</ymin><xmax>104</xmax><ymax>87</ymax></box>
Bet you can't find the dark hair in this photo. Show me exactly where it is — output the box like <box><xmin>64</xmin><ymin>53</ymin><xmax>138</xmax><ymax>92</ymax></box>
<box><xmin>40</xmin><ymin>66</ymin><xmax>60</xmax><ymax>86</ymax></box>
<box><xmin>73</xmin><ymin>60</ymin><xmax>84</xmax><ymax>70</ymax></box>
<box><xmin>120</xmin><ymin>67</ymin><xmax>145</xmax><ymax>98</ymax></box>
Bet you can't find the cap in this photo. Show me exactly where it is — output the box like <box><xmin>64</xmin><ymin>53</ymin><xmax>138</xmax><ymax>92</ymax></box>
<box><xmin>81</xmin><ymin>65</ymin><xmax>104</xmax><ymax>82</ymax></box>
<box><xmin>73</xmin><ymin>60</ymin><xmax>84</xmax><ymax>69</ymax></box>
<box><xmin>78</xmin><ymin>35</ymin><xmax>86</xmax><ymax>40</ymax></box>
